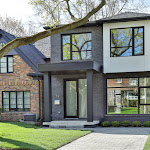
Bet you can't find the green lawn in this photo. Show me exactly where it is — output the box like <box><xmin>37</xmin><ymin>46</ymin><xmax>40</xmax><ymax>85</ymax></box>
<box><xmin>108</xmin><ymin>107</ymin><xmax>138</xmax><ymax>114</ymax></box>
<box><xmin>144</xmin><ymin>134</ymin><xmax>150</xmax><ymax>150</ymax></box>
<box><xmin>0</xmin><ymin>122</ymin><xmax>91</xmax><ymax>150</ymax></box>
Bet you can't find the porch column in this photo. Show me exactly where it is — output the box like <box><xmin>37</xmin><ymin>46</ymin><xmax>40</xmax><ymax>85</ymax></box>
<box><xmin>44</xmin><ymin>72</ymin><xmax>52</xmax><ymax>122</ymax></box>
<box><xmin>86</xmin><ymin>70</ymin><xmax>93</xmax><ymax>122</ymax></box>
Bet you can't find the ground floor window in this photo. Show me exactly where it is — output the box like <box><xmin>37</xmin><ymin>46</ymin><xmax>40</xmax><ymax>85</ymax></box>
<box><xmin>107</xmin><ymin>78</ymin><xmax>150</xmax><ymax>114</ymax></box>
<box><xmin>2</xmin><ymin>91</ymin><xmax>30</xmax><ymax>112</ymax></box>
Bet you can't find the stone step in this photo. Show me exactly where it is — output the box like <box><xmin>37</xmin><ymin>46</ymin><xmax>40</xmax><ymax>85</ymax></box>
<box><xmin>43</xmin><ymin>121</ymin><xmax>100</xmax><ymax>128</ymax></box>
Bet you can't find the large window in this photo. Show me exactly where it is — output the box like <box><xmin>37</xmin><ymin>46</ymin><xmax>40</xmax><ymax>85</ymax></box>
<box><xmin>2</xmin><ymin>91</ymin><xmax>30</xmax><ymax>112</ymax></box>
<box><xmin>0</xmin><ymin>56</ymin><xmax>13</xmax><ymax>73</ymax></box>
<box><xmin>62</xmin><ymin>33</ymin><xmax>92</xmax><ymax>60</ymax></box>
<box><xmin>107</xmin><ymin>78</ymin><xmax>150</xmax><ymax>114</ymax></box>
<box><xmin>111</xmin><ymin>27</ymin><xmax>144</xmax><ymax>57</ymax></box>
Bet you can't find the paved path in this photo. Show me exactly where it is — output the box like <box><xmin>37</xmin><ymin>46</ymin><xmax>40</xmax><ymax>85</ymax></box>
<box><xmin>57</xmin><ymin>127</ymin><xmax>150</xmax><ymax>150</ymax></box>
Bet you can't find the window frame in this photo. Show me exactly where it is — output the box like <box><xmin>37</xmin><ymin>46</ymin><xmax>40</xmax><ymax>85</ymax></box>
<box><xmin>110</xmin><ymin>26</ymin><xmax>144</xmax><ymax>57</ymax></box>
<box><xmin>0</xmin><ymin>56</ymin><xmax>13</xmax><ymax>73</ymax></box>
<box><xmin>2</xmin><ymin>91</ymin><xmax>31</xmax><ymax>112</ymax></box>
<box><xmin>139</xmin><ymin>87</ymin><xmax>150</xmax><ymax>105</ymax></box>
<box><xmin>106</xmin><ymin>77</ymin><xmax>150</xmax><ymax>115</ymax></box>
<box><xmin>61</xmin><ymin>32</ymin><xmax>92</xmax><ymax>60</ymax></box>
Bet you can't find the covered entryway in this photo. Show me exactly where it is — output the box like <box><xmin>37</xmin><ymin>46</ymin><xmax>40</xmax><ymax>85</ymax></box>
<box><xmin>65</xmin><ymin>79</ymin><xmax>87</xmax><ymax>119</ymax></box>
<box><xmin>38</xmin><ymin>61</ymin><xmax>102</xmax><ymax>123</ymax></box>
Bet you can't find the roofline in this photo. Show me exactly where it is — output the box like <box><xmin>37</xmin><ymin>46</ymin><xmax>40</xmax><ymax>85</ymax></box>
<box><xmin>0</xmin><ymin>30</ymin><xmax>42</xmax><ymax>73</ymax></box>
<box><xmin>96</xmin><ymin>16</ymin><xmax>150</xmax><ymax>24</ymax></box>
<box><xmin>43</xmin><ymin>16</ymin><xmax>150</xmax><ymax>29</ymax></box>
<box><xmin>43</xmin><ymin>22</ymin><xmax>99</xmax><ymax>30</ymax></box>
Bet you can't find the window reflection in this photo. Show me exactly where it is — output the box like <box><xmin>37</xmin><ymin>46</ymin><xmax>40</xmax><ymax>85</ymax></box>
<box><xmin>62</xmin><ymin>33</ymin><xmax>92</xmax><ymax>60</ymax></box>
<box><xmin>107</xmin><ymin>78</ymin><xmax>150</xmax><ymax>115</ymax></box>
<box><xmin>111</xmin><ymin>27</ymin><xmax>144</xmax><ymax>57</ymax></box>
<box><xmin>107</xmin><ymin>87</ymin><xmax>138</xmax><ymax>114</ymax></box>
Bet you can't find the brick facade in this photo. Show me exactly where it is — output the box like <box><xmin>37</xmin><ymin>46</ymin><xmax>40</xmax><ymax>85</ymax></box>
<box><xmin>0</xmin><ymin>55</ymin><xmax>44</xmax><ymax>121</ymax></box>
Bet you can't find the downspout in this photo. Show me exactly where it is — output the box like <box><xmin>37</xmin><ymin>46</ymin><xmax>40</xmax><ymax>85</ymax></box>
<box><xmin>37</xmin><ymin>76</ymin><xmax>41</xmax><ymax>120</ymax></box>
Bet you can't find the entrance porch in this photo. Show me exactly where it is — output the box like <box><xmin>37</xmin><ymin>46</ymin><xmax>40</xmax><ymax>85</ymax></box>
<box><xmin>38</xmin><ymin>61</ymin><xmax>103</xmax><ymax>125</ymax></box>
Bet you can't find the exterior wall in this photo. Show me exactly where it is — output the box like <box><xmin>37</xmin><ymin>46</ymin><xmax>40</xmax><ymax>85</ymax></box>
<box><xmin>0</xmin><ymin>55</ymin><xmax>43</xmax><ymax>121</ymax></box>
<box><xmin>103</xmin><ymin>20</ymin><xmax>150</xmax><ymax>73</ymax></box>
<box><xmin>51</xmin><ymin>26</ymin><xmax>103</xmax><ymax>65</ymax></box>
<box><xmin>34</xmin><ymin>37</ymin><xmax>51</xmax><ymax>58</ymax></box>
<box><xmin>51</xmin><ymin>73</ymin><xmax>104</xmax><ymax>121</ymax></box>
<box><xmin>49</xmin><ymin>25</ymin><xmax>104</xmax><ymax>121</ymax></box>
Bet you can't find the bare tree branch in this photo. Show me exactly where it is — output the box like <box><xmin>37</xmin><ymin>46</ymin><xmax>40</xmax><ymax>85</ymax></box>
<box><xmin>117</xmin><ymin>0</ymin><xmax>128</xmax><ymax>14</ymax></box>
<box><xmin>65</xmin><ymin>0</ymin><xmax>78</xmax><ymax>21</ymax></box>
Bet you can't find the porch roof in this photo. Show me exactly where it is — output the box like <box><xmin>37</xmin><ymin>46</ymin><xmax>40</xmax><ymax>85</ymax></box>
<box><xmin>38</xmin><ymin>61</ymin><xmax>102</xmax><ymax>73</ymax></box>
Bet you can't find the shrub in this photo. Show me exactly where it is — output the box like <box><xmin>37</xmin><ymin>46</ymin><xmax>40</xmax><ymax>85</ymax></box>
<box><xmin>144</xmin><ymin>121</ymin><xmax>150</xmax><ymax>127</ymax></box>
<box><xmin>121</xmin><ymin>120</ymin><xmax>130</xmax><ymax>127</ymax></box>
<box><xmin>132</xmin><ymin>121</ymin><xmax>142</xmax><ymax>127</ymax></box>
<box><xmin>112</xmin><ymin>121</ymin><xmax>120</xmax><ymax>127</ymax></box>
<box><xmin>101</xmin><ymin>121</ymin><xmax>111</xmax><ymax>127</ymax></box>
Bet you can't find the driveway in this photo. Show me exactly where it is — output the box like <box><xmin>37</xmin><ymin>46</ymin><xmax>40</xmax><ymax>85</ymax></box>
<box><xmin>57</xmin><ymin>127</ymin><xmax>150</xmax><ymax>150</ymax></box>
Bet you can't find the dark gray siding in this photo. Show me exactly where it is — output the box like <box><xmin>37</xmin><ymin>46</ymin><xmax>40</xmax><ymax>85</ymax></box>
<box><xmin>34</xmin><ymin>37</ymin><xmax>51</xmax><ymax>58</ymax></box>
<box><xmin>51</xmin><ymin>73</ymin><xmax>104</xmax><ymax>121</ymax></box>
<box><xmin>50</xmin><ymin>25</ymin><xmax>104</xmax><ymax>121</ymax></box>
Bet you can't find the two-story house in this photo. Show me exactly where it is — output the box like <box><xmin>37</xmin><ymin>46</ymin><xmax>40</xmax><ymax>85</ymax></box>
<box><xmin>0</xmin><ymin>29</ymin><xmax>47</xmax><ymax>121</ymax></box>
<box><xmin>39</xmin><ymin>12</ymin><xmax>150</xmax><ymax>127</ymax></box>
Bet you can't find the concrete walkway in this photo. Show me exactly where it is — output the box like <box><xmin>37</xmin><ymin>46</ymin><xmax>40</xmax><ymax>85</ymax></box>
<box><xmin>57</xmin><ymin>127</ymin><xmax>150</xmax><ymax>150</ymax></box>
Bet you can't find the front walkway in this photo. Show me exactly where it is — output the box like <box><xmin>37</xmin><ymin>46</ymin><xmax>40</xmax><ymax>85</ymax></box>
<box><xmin>57</xmin><ymin>127</ymin><xmax>150</xmax><ymax>150</ymax></box>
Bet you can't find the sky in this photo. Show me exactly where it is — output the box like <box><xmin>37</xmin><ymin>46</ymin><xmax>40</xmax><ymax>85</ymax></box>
<box><xmin>0</xmin><ymin>0</ymin><xmax>150</xmax><ymax>32</ymax></box>
<box><xmin>0</xmin><ymin>0</ymin><xmax>43</xmax><ymax>31</ymax></box>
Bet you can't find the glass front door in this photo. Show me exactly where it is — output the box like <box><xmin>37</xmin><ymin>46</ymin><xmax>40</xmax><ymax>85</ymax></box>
<box><xmin>65</xmin><ymin>79</ymin><xmax>87</xmax><ymax>118</ymax></box>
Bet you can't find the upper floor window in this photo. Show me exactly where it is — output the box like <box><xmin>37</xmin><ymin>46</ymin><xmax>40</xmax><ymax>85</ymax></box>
<box><xmin>0</xmin><ymin>56</ymin><xmax>13</xmax><ymax>73</ymax></box>
<box><xmin>111</xmin><ymin>27</ymin><xmax>144</xmax><ymax>57</ymax></box>
<box><xmin>3</xmin><ymin>91</ymin><xmax>30</xmax><ymax>112</ymax></box>
<box><xmin>62</xmin><ymin>33</ymin><xmax>92</xmax><ymax>60</ymax></box>
<box><xmin>0</xmin><ymin>42</ymin><xmax>13</xmax><ymax>73</ymax></box>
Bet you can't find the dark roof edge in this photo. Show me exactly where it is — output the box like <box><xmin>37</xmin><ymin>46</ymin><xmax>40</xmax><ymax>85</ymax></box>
<box><xmin>43</xmin><ymin>22</ymin><xmax>99</xmax><ymax>30</ymax></box>
<box><xmin>43</xmin><ymin>16</ymin><xmax>150</xmax><ymax>29</ymax></box>
<box><xmin>97</xmin><ymin>16</ymin><xmax>150</xmax><ymax>24</ymax></box>
<box><xmin>27</xmin><ymin>73</ymin><xmax>43</xmax><ymax>77</ymax></box>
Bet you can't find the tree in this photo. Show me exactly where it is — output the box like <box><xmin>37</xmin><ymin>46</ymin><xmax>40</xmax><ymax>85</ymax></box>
<box><xmin>0</xmin><ymin>15</ymin><xmax>36</xmax><ymax>37</ymax></box>
<box><xmin>0</xmin><ymin>0</ymin><xmax>106</xmax><ymax>58</ymax></box>
<box><xmin>99</xmin><ymin>0</ymin><xmax>148</xmax><ymax>18</ymax></box>
<box><xmin>29</xmin><ymin>0</ymin><xmax>148</xmax><ymax>25</ymax></box>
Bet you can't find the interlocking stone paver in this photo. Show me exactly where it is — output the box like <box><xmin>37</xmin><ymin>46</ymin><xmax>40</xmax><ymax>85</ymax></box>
<box><xmin>57</xmin><ymin>127</ymin><xmax>150</xmax><ymax>150</ymax></box>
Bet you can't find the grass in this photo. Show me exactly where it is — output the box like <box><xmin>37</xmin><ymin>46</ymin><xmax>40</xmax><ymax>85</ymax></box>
<box><xmin>144</xmin><ymin>134</ymin><xmax>150</xmax><ymax>150</ymax></box>
<box><xmin>0</xmin><ymin>122</ymin><xmax>91</xmax><ymax>150</ymax></box>
<box><xmin>108</xmin><ymin>107</ymin><xmax>138</xmax><ymax>114</ymax></box>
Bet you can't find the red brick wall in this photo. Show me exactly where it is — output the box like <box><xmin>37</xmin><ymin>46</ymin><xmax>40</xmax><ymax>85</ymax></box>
<box><xmin>0</xmin><ymin>55</ymin><xmax>44</xmax><ymax>121</ymax></box>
